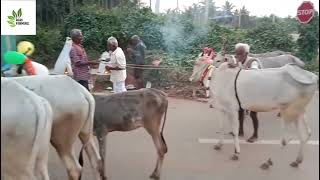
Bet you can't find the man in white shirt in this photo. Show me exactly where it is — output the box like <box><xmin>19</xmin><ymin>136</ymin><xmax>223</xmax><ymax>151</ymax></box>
<box><xmin>235</xmin><ymin>43</ymin><xmax>260</xmax><ymax>69</ymax></box>
<box><xmin>105</xmin><ymin>37</ymin><xmax>127</xmax><ymax>93</ymax></box>
<box><xmin>234</xmin><ymin>43</ymin><xmax>260</xmax><ymax>143</ymax></box>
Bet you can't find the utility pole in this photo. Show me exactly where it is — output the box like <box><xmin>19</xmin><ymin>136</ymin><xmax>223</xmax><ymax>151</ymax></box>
<box><xmin>204</xmin><ymin>0</ymin><xmax>209</xmax><ymax>25</ymax></box>
<box><xmin>176</xmin><ymin>0</ymin><xmax>178</xmax><ymax>10</ymax></box>
<box><xmin>238</xmin><ymin>8</ymin><xmax>241</xmax><ymax>28</ymax></box>
<box><xmin>155</xmin><ymin>0</ymin><xmax>160</xmax><ymax>14</ymax></box>
<box><xmin>272</xmin><ymin>14</ymin><xmax>275</xmax><ymax>23</ymax></box>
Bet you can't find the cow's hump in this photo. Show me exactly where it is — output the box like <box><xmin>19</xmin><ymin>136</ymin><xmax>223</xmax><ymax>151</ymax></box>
<box><xmin>285</xmin><ymin>64</ymin><xmax>318</xmax><ymax>85</ymax></box>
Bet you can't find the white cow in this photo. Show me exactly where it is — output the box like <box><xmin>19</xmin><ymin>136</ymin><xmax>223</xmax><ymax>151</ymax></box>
<box><xmin>1</xmin><ymin>78</ymin><xmax>53</xmax><ymax>180</ymax></box>
<box><xmin>210</xmin><ymin>62</ymin><xmax>317</xmax><ymax>169</ymax></box>
<box><xmin>189</xmin><ymin>56</ymin><xmax>214</xmax><ymax>98</ymax></box>
<box><xmin>12</xmin><ymin>75</ymin><xmax>102</xmax><ymax>180</ymax></box>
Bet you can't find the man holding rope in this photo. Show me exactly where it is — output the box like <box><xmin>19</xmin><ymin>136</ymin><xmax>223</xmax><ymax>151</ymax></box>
<box><xmin>105</xmin><ymin>36</ymin><xmax>127</xmax><ymax>93</ymax></box>
<box><xmin>69</xmin><ymin>29</ymin><xmax>99</xmax><ymax>91</ymax></box>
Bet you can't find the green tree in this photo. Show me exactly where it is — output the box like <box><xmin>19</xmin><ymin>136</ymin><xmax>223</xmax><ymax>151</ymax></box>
<box><xmin>222</xmin><ymin>1</ymin><xmax>235</xmax><ymax>14</ymax></box>
<box><xmin>296</xmin><ymin>11</ymin><xmax>319</xmax><ymax>62</ymax></box>
<box><xmin>246</xmin><ymin>23</ymin><xmax>295</xmax><ymax>53</ymax></box>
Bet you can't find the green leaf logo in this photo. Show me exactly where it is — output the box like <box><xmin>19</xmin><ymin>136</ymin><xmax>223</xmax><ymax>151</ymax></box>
<box><xmin>8</xmin><ymin>11</ymin><xmax>16</xmax><ymax>27</ymax></box>
<box><xmin>7</xmin><ymin>8</ymin><xmax>23</xmax><ymax>27</ymax></box>
<box><xmin>12</xmin><ymin>10</ymin><xmax>17</xmax><ymax>18</ymax></box>
<box><xmin>17</xmin><ymin>8</ymin><xmax>22</xmax><ymax>17</ymax></box>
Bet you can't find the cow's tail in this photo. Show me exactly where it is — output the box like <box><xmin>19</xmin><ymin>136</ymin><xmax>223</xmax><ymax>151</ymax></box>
<box><xmin>79</xmin><ymin>90</ymin><xmax>96</xmax><ymax>168</ymax></box>
<box><xmin>291</xmin><ymin>55</ymin><xmax>305</xmax><ymax>68</ymax></box>
<box><xmin>160</xmin><ymin>98</ymin><xmax>168</xmax><ymax>154</ymax></box>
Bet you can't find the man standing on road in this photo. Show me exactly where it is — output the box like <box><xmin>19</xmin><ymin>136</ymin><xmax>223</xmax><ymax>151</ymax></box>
<box><xmin>69</xmin><ymin>29</ymin><xmax>98</xmax><ymax>91</ymax></box>
<box><xmin>234</xmin><ymin>43</ymin><xmax>260</xmax><ymax>143</ymax></box>
<box><xmin>105</xmin><ymin>36</ymin><xmax>127</xmax><ymax>93</ymax></box>
<box><xmin>127</xmin><ymin>35</ymin><xmax>146</xmax><ymax>89</ymax></box>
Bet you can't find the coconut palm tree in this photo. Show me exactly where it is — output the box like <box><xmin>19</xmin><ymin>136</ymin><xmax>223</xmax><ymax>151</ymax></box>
<box><xmin>240</xmin><ymin>6</ymin><xmax>249</xmax><ymax>16</ymax></box>
<box><xmin>240</xmin><ymin>6</ymin><xmax>250</xmax><ymax>28</ymax></box>
<box><xmin>222</xmin><ymin>1</ymin><xmax>235</xmax><ymax>14</ymax></box>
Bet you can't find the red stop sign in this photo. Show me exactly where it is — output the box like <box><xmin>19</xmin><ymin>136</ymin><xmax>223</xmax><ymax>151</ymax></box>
<box><xmin>297</xmin><ymin>1</ymin><xmax>315</xmax><ymax>24</ymax></box>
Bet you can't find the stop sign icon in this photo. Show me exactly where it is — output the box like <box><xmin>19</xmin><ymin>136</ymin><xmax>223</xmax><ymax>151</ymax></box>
<box><xmin>297</xmin><ymin>1</ymin><xmax>315</xmax><ymax>24</ymax></box>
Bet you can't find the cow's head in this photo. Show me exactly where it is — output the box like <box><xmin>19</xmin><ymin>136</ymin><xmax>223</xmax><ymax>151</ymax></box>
<box><xmin>212</xmin><ymin>53</ymin><xmax>238</xmax><ymax>68</ymax></box>
<box><xmin>189</xmin><ymin>56</ymin><xmax>213</xmax><ymax>82</ymax></box>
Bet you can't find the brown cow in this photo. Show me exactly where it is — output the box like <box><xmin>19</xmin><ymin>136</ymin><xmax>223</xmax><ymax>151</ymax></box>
<box><xmin>93</xmin><ymin>88</ymin><xmax>168</xmax><ymax>180</ymax></box>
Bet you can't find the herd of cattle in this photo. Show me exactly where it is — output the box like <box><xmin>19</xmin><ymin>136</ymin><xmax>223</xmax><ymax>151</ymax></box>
<box><xmin>1</xmin><ymin>50</ymin><xmax>319</xmax><ymax>180</ymax></box>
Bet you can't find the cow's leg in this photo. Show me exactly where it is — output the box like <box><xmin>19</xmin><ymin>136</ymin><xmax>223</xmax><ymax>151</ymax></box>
<box><xmin>205</xmin><ymin>88</ymin><xmax>210</xmax><ymax>98</ymax></box>
<box><xmin>192</xmin><ymin>87</ymin><xmax>196</xmax><ymax>98</ymax></box>
<box><xmin>208</xmin><ymin>98</ymin><xmax>214</xmax><ymax>108</ymax></box>
<box><xmin>214</xmin><ymin>110</ymin><xmax>225</xmax><ymax>150</ymax></box>
<box><xmin>280</xmin><ymin>117</ymin><xmax>293</xmax><ymax>147</ymax></box>
<box><xmin>35</xmin><ymin>139</ymin><xmax>51</xmax><ymax>180</ymax></box>
<box><xmin>204</xmin><ymin>78</ymin><xmax>210</xmax><ymax>98</ymax></box>
<box><xmin>149</xmin><ymin>133</ymin><xmax>167</xmax><ymax>180</ymax></box>
<box><xmin>79</xmin><ymin>132</ymin><xmax>102</xmax><ymax>179</ymax></box>
<box><xmin>51</xmin><ymin>141</ymin><xmax>82</xmax><ymax>180</ymax></box>
<box><xmin>247</xmin><ymin>111</ymin><xmax>259</xmax><ymax>143</ymax></box>
<box><xmin>97</xmin><ymin>133</ymin><xmax>108</xmax><ymax>180</ymax></box>
<box><xmin>290</xmin><ymin>115</ymin><xmax>311</xmax><ymax>167</ymax></box>
<box><xmin>145</xmin><ymin>117</ymin><xmax>167</xmax><ymax>180</ymax></box>
<box><xmin>35</xmin><ymin>155</ymin><xmax>50</xmax><ymax>180</ymax></box>
<box><xmin>261</xmin><ymin>110</ymin><xmax>292</xmax><ymax>170</ymax></box>
<box><xmin>231</xmin><ymin>111</ymin><xmax>240</xmax><ymax>160</ymax></box>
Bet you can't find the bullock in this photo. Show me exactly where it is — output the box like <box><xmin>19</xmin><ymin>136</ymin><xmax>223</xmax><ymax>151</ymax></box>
<box><xmin>93</xmin><ymin>88</ymin><xmax>168</xmax><ymax>180</ymax></box>
<box><xmin>189</xmin><ymin>56</ymin><xmax>214</xmax><ymax>98</ymax></box>
<box><xmin>212</xmin><ymin>53</ymin><xmax>305</xmax><ymax>69</ymax></box>
<box><xmin>1</xmin><ymin>78</ymin><xmax>53</xmax><ymax>180</ymax></box>
<box><xmin>249</xmin><ymin>50</ymin><xmax>291</xmax><ymax>58</ymax></box>
<box><xmin>210</xmin><ymin>62</ymin><xmax>317</xmax><ymax>169</ymax></box>
<box><xmin>190</xmin><ymin>48</ymin><xmax>216</xmax><ymax>98</ymax></box>
<box><xmin>190</xmin><ymin>51</ymin><xmax>292</xmax><ymax>98</ymax></box>
<box><xmin>209</xmin><ymin>53</ymin><xmax>305</xmax><ymax>142</ymax></box>
<box><xmin>11</xmin><ymin>75</ymin><xmax>101</xmax><ymax>180</ymax></box>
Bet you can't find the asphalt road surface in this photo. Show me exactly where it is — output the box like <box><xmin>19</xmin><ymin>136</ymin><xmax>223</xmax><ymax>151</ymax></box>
<box><xmin>48</xmin><ymin>92</ymin><xmax>319</xmax><ymax>180</ymax></box>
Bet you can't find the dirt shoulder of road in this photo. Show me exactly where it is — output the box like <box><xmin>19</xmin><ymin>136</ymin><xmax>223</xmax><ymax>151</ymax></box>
<box><xmin>92</xmin><ymin>79</ymin><xmax>209</xmax><ymax>102</ymax></box>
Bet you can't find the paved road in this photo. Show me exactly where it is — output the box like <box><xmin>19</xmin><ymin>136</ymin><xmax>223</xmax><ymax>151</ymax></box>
<box><xmin>48</xmin><ymin>92</ymin><xmax>319</xmax><ymax>180</ymax></box>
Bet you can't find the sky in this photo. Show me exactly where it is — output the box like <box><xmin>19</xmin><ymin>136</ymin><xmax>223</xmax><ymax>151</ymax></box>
<box><xmin>140</xmin><ymin>0</ymin><xmax>319</xmax><ymax>18</ymax></box>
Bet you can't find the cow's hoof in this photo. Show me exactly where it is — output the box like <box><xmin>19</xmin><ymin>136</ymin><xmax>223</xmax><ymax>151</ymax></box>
<box><xmin>149</xmin><ymin>173</ymin><xmax>160</xmax><ymax>180</ymax></box>
<box><xmin>209</xmin><ymin>104</ymin><xmax>214</xmax><ymax>108</ymax></box>
<box><xmin>231</xmin><ymin>154</ymin><xmax>239</xmax><ymax>161</ymax></box>
<box><xmin>267</xmin><ymin>158</ymin><xmax>273</xmax><ymax>166</ymax></box>
<box><xmin>247</xmin><ymin>136</ymin><xmax>258</xmax><ymax>143</ymax></box>
<box><xmin>281</xmin><ymin>139</ymin><xmax>287</xmax><ymax>146</ymax></box>
<box><xmin>290</xmin><ymin>161</ymin><xmax>299</xmax><ymax>168</ymax></box>
<box><xmin>260</xmin><ymin>163</ymin><xmax>270</xmax><ymax>170</ymax></box>
<box><xmin>214</xmin><ymin>144</ymin><xmax>222</xmax><ymax>150</ymax></box>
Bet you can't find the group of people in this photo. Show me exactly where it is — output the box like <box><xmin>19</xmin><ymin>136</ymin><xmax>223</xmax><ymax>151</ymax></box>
<box><xmin>69</xmin><ymin>29</ymin><xmax>146</xmax><ymax>93</ymax></box>
<box><xmin>70</xmin><ymin>29</ymin><xmax>259</xmax><ymax>142</ymax></box>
